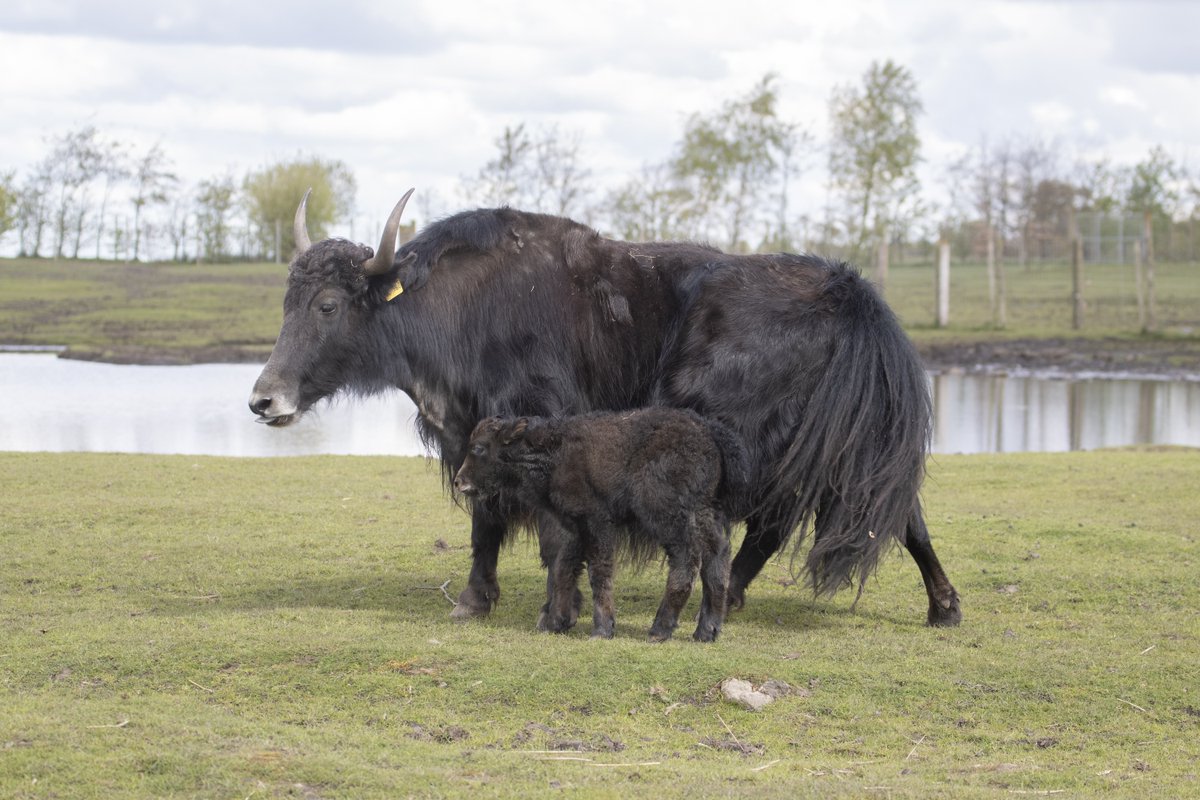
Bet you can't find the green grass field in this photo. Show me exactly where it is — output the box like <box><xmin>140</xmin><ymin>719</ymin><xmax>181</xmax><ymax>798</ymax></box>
<box><xmin>2</xmin><ymin>450</ymin><xmax>1198</xmax><ymax>798</ymax></box>
<box><xmin>0</xmin><ymin>258</ymin><xmax>284</xmax><ymax>362</ymax></box>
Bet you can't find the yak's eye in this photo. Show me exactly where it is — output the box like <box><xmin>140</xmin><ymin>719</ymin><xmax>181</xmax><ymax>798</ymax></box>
<box><xmin>472</xmin><ymin>444</ymin><xmax>486</xmax><ymax>456</ymax></box>
<box><xmin>318</xmin><ymin>301</ymin><xmax>337</xmax><ymax>315</ymax></box>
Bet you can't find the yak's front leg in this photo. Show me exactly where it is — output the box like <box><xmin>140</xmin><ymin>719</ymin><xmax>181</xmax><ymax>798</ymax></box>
<box><xmin>451</xmin><ymin>501</ymin><xmax>506</xmax><ymax>620</ymax></box>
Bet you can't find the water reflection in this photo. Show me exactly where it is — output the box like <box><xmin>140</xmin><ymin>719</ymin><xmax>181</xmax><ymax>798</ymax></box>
<box><xmin>0</xmin><ymin>354</ymin><xmax>428</xmax><ymax>457</ymax></box>
<box><xmin>931</xmin><ymin>372</ymin><xmax>1200</xmax><ymax>453</ymax></box>
<box><xmin>1</xmin><ymin>354</ymin><xmax>1197</xmax><ymax>457</ymax></box>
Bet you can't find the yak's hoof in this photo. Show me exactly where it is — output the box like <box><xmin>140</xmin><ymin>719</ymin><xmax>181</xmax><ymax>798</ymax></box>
<box><xmin>450</xmin><ymin>584</ymin><xmax>496</xmax><ymax>621</ymax></box>
<box><xmin>647</xmin><ymin>626</ymin><xmax>675</xmax><ymax>643</ymax></box>
<box><xmin>692</xmin><ymin>624</ymin><xmax>720</xmax><ymax>643</ymax></box>
<box><xmin>927</xmin><ymin>594</ymin><xmax>963</xmax><ymax>627</ymax></box>
<box><xmin>537</xmin><ymin>589</ymin><xmax>583</xmax><ymax>630</ymax></box>
<box><xmin>538</xmin><ymin>614</ymin><xmax>575</xmax><ymax>634</ymax></box>
<box><xmin>726</xmin><ymin>585</ymin><xmax>746</xmax><ymax>612</ymax></box>
<box><xmin>590</xmin><ymin>627</ymin><xmax>614</xmax><ymax>640</ymax></box>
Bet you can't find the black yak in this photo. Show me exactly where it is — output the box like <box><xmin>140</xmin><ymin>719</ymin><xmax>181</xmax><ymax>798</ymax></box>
<box><xmin>249</xmin><ymin>190</ymin><xmax>961</xmax><ymax>629</ymax></box>
<box><xmin>453</xmin><ymin>409</ymin><xmax>751</xmax><ymax>642</ymax></box>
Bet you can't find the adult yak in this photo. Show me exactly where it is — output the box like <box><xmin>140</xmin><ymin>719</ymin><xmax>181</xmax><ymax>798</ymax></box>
<box><xmin>249</xmin><ymin>190</ymin><xmax>961</xmax><ymax>628</ymax></box>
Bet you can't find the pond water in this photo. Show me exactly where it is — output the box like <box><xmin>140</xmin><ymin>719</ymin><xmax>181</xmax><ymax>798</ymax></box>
<box><xmin>1</xmin><ymin>353</ymin><xmax>1197</xmax><ymax>457</ymax></box>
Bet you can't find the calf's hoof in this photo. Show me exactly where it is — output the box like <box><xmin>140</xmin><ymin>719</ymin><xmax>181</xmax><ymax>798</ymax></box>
<box><xmin>692</xmin><ymin>624</ymin><xmax>721</xmax><ymax>643</ymax></box>
<box><xmin>725</xmin><ymin>585</ymin><xmax>746</xmax><ymax>612</ymax></box>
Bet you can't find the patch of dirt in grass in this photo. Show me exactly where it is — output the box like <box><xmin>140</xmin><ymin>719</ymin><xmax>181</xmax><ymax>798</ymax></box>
<box><xmin>698</xmin><ymin>736</ymin><xmax>765</xmax><ymax>756</ymax></box>
<box><xmin>407</xmin><ymin>723</ymin><xmax>470</xmax><ymax>743</ymax></box>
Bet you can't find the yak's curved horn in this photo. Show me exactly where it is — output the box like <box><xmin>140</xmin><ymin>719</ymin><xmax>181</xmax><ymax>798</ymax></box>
<box><xmin>293</xmin><ymin>188</ymin><xmax>313</xmax><ymax>253</ymax></box>
<box><xmin>361</xmin><ymin>188</ymin><xmax>414</xmax><ymax>277</ymax></box>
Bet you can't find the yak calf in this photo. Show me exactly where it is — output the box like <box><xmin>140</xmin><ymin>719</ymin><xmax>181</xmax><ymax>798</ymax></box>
<box><xmin>453</xmin><ymin>408</ymin><xmax>750</xmax><ymax>642</ymax></box>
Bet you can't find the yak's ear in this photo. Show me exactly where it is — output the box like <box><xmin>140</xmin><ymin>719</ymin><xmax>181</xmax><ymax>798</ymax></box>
<box><xmin>502</xmin><ymin>417</ymin><xmax>529</xmax><ymax>445</ymax></box>
<box><xmin>394</xmin><ymin>248</ymin><xmax>433</xmax><ymax>293</ymax></box>
<box><xmin>382</xmin><ymin>252</ymin><xmax>418</xmax><ymax>302</ymax></box>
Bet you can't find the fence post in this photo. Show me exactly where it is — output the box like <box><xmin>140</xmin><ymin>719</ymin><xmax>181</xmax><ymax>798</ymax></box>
<box><xmin>936</xmin><ymin>240</ymin><xmax>951</xmax><ymax>328</ymax></box>
<box><xmin>1133</xmin><ymin>235</ymin><xmax>1147</xmax><ymax>330</ymax></box>
<box><xmin>1071</xmin><ymin>208</ymin><xmax>1085</xmax><ymax>330</ymax></box>
<box><xmin>1143</xmin><ymin>211</ymin><xmax>1157</xmax><ymax>333</ymax></box>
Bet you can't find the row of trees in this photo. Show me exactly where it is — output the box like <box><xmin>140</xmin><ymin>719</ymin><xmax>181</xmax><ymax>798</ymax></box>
<box><xmin>3</xmin><ymin>61</ymin><xmax>1198</xmax><ymax>270</ymax></box>
<box><xmin>0</xmin><ymin>126</ymin><xmax>355</xmax><ymax>263</ymax></box>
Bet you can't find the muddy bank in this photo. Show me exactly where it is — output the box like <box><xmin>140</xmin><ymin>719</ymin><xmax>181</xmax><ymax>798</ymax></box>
<box><xmin>918</xmin><ymin>337</ymin><xmax>1200</xmax><ymax>381</ymax></box>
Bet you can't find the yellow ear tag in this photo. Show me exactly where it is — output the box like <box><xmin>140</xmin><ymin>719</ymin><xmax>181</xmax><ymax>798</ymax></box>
<box><xmin>385</xmin><ymin>277</ymin><xmax>404</xmax><ymax>302</ymax></box>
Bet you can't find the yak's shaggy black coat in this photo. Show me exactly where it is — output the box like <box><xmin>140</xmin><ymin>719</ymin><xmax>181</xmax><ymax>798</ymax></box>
<box><xmin>454</xmin><ymin>409</ymin><xmax>751</xmax><ymax>642</ymax></box>
<box><xmin>251</xmin><ymin>205</ymin><xmax>961</xmax><ymax>628</ymax></box>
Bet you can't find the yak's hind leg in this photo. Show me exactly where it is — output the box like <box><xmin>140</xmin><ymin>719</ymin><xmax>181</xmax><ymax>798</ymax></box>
<box><xmin>693</xmin><ymin>512</ymin><xmax>730</xmax><ymax>643</ymax></box>
<box><xmin>452</xmin><ymin>503</ymin><xmax>506</xmax><ymax>620</ymax></box>
<box><xmin>906</xmin><ymin>506</ymin><xmax>962</xmax><ymax>627</ymax></box>
<box><xmin>727</xmin><ymin>506</ymin><xmax>789</xmax><ymax>611</ymax></box>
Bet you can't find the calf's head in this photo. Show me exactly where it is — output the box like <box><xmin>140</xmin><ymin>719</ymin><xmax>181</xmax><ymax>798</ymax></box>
<box><xmin>248</xmin><ymin>188</ymin><xmax>415</xmax><ymax>426</ymax></box>
<box><xmin>453</xmin><ymin>417</ymin><xmax>532</xmax><ymax>497</ymax></box>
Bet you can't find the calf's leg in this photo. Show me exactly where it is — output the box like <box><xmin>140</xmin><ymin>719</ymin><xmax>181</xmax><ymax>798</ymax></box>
<box><xmin>694</xmin><ymin>518</ymin><xmax>731</xmax><ymax>642</ymax></box>
<box><xmin>648</xmin><ymin>543</ymin><xmax>699</xmax><ymax>643</ymax></box>
<box><xmin>535</xmin><ymin>511</ymin><xmax>583</xmax><ymax>631</ymax></box>
<box><xmin>539</xmin><ymin>521</ymin><xmax>585</xmax><ymax>634</ymax></box>
<box><xmin>586</xmin><ymin>536</ymin><xmax>617</xmax><ymax>639</ymax></box>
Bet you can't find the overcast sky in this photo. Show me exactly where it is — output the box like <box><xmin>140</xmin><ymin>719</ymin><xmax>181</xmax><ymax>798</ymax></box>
<box><xmin>3</xmin><ymin>0</ymin><xmax>1198</xmax><ymax>236</ymax></box>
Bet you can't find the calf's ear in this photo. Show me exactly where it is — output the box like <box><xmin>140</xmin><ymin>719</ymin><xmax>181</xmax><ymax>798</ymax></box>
<box><xmin>501</xmin><ymin>417</ymin><xmax>529</xmax><ymax>445</ymax></box>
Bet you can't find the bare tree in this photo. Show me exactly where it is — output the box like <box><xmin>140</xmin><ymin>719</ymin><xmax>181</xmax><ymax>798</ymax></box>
<box><xmin>195</xmin><ymin>176</ymin><xmax>238</xmax><ymax>262</ymax></box>
<box><xmin>606</xmin><ymin>162</ymin><xmax>693</xmax><ymax>241</ymax></box>
<box><xmin>531</xmin><ymin>126</ymin><xmax>592</xmax><ymax>219</ymax></box>
<box><xmin>462</xmin><ymin>124</ymin><xmax>594</xmax><ymax>219</ymax></box>
<box><xmin>85</xmin><ymin>139</ymin><xmax>128</xmax><ymax>259</ymax></box>
<box><xmin>164</xmin><ymin>190</ymin><xmax>193</xmax><ymax>262</ymax></box>
<box><xmin>43</xmin><ymin>126</ymin><xmax>107</xmax><ymax>259</ymax></box>
<box><xmin>16</xmin><ymin>161</ymin><xmax>53</xmax><ymax>257</ymax></box>
<box><xmin>1126</xmin><ymin>145</ymin><xmax>1184</xmax><ymax>332</ymax></box>
<box><xmin>464</xmin><ymin>124</ymin><xmax>533</xmax><ymax>208</ymax></box>
<box><xmin>129</xmin><ymin>143</ymin><xmax>177</xmax><ymax>261</ymax></box>
<box><xmin>1011</xmin><ymin>138</ymin><xmax>1060</xmax><ymax>269</ymax></box>
<box><xmin>0</xmin><ymin>170</ymin><xmax>16</xmax><ymax>244</ymax></box>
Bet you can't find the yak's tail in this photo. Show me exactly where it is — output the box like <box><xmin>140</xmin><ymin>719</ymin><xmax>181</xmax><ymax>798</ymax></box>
<box><xmin>772</xmin><ymin>266</ymin><xmax>931</xmax><ymax>597</ymax></box>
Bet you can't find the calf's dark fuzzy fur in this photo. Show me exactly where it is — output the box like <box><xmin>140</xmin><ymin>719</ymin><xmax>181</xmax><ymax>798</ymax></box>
<box><xmin>454</xmin><ymin>408</ymin><xmax>750</xmax><ymax>642</ymax></box>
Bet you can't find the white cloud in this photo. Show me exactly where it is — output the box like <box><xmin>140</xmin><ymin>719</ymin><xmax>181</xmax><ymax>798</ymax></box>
<box><xmin>2</xmin><ymin>0</ymin><xmax>1198</xmax><ymax>245</ymax></box>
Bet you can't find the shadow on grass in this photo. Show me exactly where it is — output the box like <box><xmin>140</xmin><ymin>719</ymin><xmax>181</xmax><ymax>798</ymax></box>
<box><xmin>148</xmin><ymin>566</ymin><xmax>925</xmax><ymax>638</ymax></box>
